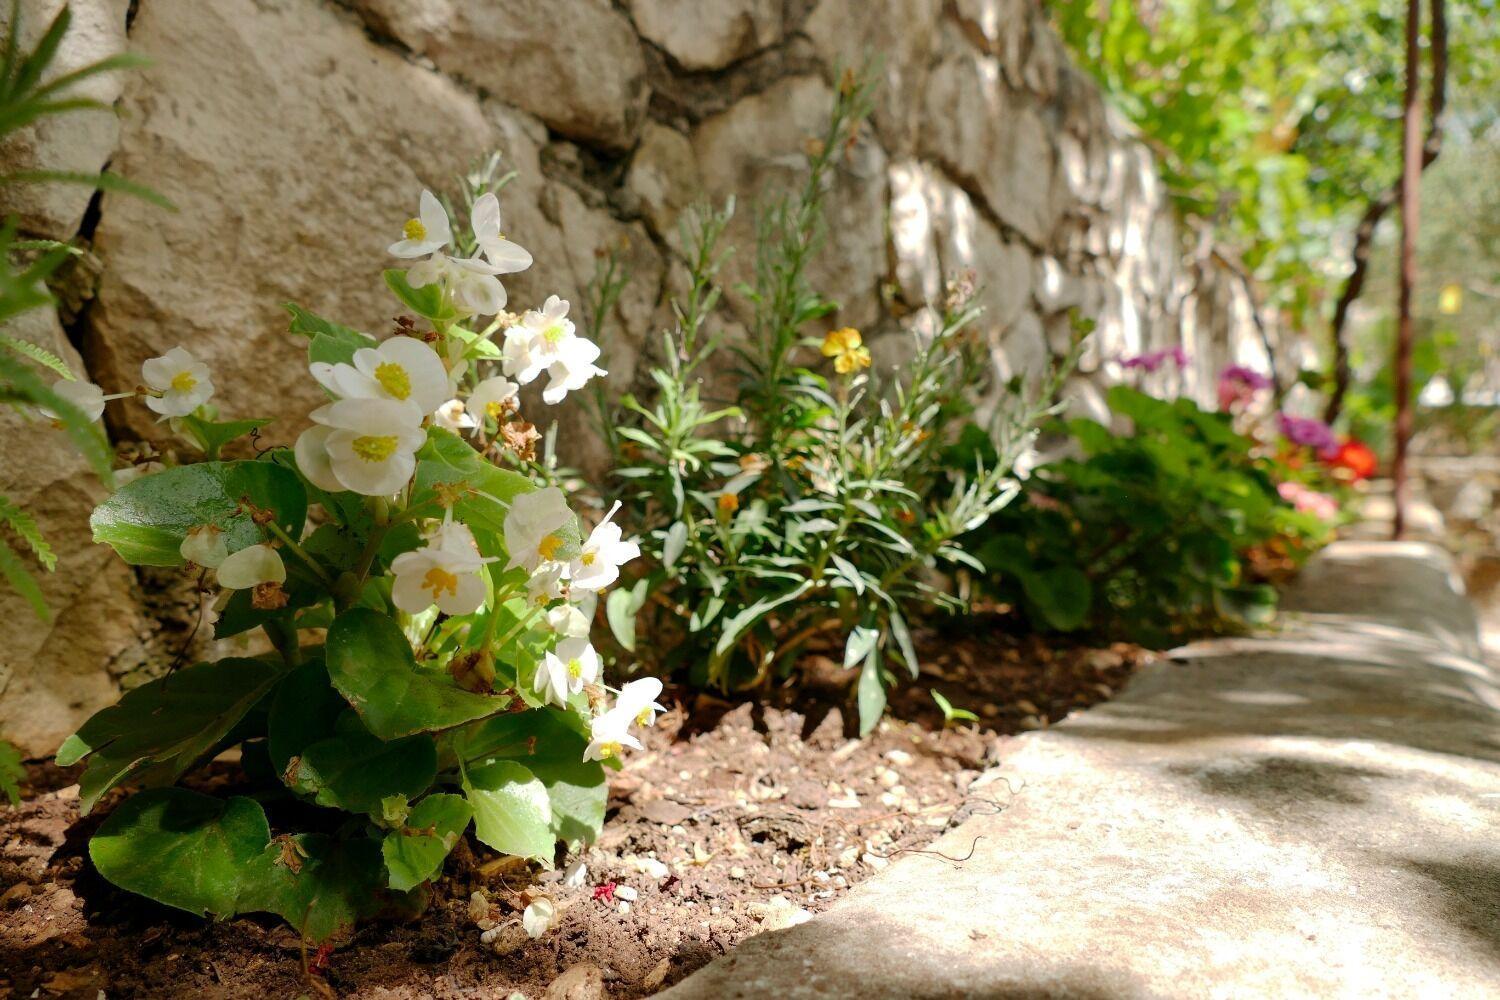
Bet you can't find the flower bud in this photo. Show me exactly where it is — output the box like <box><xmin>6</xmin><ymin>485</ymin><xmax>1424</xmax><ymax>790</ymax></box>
<box><xmin>216</xmin><ymin>543</ymin><xmax>286</xmax><ymax>590</ymax></box>
<box><xmin>180</xmin><ymin>524</ymin><xmax>229</xmax><ymax>568</ymax></box>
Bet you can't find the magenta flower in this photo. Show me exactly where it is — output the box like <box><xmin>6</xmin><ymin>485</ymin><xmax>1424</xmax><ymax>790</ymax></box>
<box><xmin>1217</xmin><ymin>365</ymin><xmax>1272</xmax><ymax>411</ymax></box>
<box><xmin>1276</xmin><ymin>413</ymin><xmax>1339</xmax><ymax>457</ymax></box>
<box><xmin>1119</xmin><ymin>346</ymin><xmax>1189</xmax><ymax>374</ymax></box>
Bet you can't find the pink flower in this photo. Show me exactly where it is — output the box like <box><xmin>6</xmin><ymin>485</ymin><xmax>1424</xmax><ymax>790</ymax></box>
<box><xmin>1278</xmin><ymin>481</ymin><xmax>1338</xmax><ymax>521</ymax></box>
<box><xmin>1217</xmin><ymin>365</ymin><xmax>1272</xmax><ymax>412</ymax></box>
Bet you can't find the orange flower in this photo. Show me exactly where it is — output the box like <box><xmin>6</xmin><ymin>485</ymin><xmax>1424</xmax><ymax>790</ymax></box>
<box><xmin>821</xmin><ymin>327</ymin><xmax>870</xmax><ymax>374</ymax></box>
<box><xmin>1329</xmin><ymin>439</ymin><xmax>1377</xmax><ymax>481</ymax></box>
<box><xmin>717</xmin><ymin>492</ymin><xmax>740</xmax><ymax>515</ymax></box>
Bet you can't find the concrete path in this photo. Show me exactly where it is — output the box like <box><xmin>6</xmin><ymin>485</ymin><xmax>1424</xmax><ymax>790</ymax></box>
<box><xmin>658</xmin><ymin>542</ymin><xmax>1500</xmax><ymax>999</ymax></box>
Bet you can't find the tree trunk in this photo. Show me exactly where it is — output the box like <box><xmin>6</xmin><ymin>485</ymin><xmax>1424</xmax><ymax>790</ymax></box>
<box><xmin>1324</xmin><ymin>0</ymin><xmax>1447</xmax><ymax>426</ymax></box>
<box><xmin>1392</xmin><ymin>0</ymin><xmax>1425</xmax><ymax>539</ymax></box>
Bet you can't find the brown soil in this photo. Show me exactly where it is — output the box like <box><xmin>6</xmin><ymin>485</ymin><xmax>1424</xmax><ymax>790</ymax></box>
<box><xmin>0</xmin><ymin>626</ymin><xmax>1150</xmax><ymax>999</ymax></box>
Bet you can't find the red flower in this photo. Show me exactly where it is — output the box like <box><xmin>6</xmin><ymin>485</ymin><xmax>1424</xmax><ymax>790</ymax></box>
<box><xmin>592</xmin><ymin>882</ymin><xmax>618</xmax><ymax>903</ymax></box>
<box><xmin>1329</xmin><ymin>439</ymin><xmax>1377</xmax><ymax>480</ymax></box>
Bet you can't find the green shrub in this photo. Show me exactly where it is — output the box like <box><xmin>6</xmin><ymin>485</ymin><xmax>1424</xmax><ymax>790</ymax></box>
<box><xmin>964</xmin><ymin>385</ymin><xmax>1332</xmax><ymax>644</ymax></box>
<box><xmin>594</xmin><ymin>73</ymin><xmax>1063</xmax><ymax>733</ymax></box>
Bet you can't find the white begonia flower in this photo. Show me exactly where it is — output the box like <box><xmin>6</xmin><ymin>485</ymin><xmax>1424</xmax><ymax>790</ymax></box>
<box><xmin>180</xmin><ymin>524</ymin><xmax>229</xmax><ymax>568</ymax></box>
<box><xmin>433</xmin><ymin>398</ymin><xmax>476</xmax><ymax>434</ymax></box>
<box><xmin>41</xmin><ymin>378</ymin><xmax>107</xmax><ymax>423</ymax></box>
<box><xmin>295</xmin><ymin>397</ymin><xmax>426</xmax><ymax>496</ymax></box>
<box><xmin>542</xmin><ymin>336</ymin><xmax>607</xmax><ymax>405</ymax></box>
<box><xmin>521</xmin><ymin>896</ymin><xmax>555</xmax><ymax>940</ymax></box>
<box><xmin>447</xmin><ymin>254</ymin><xmax>507</xmax><ymax>317</ymax></box>
<box><xmin>583</xmin><ymin>702</ymin><xmax>644</xmax><ymax>762</ymax></box>
<box><xmin>546</xmin><ymin>602</ymin><xmax>590</xmax><ymax>638</ymax></box>
<box><xmin>470</xmin><ymin>192</ymin><xmax>534</xmax><ymax>275</ymax></box>
<box><xmin>500</xmin><ymin>295</ymin><xmax>576</xmax><ymax>385</ymax></box>
<box><xmin>504</xmin><ymin>486</ymin><xmax>573</xmax><ymax>573</ymax></box>
<box><xmin>468</xmin><ymin>375</ymin><xmax>519</xmax><ymax>427</ymax></box>
<box><xmin>555</xmin><ymin>636</ymin><xmax>601</xmax><ymax>692</ymax></box>
<box><xmin>388</xmin><ymin>189</ymin><xmax>452</xmax><ymax>258</ymax></box>
<box><xmin>390</xmin><ymin>518</ymin><xmax>490</xmax><ymax>616</ymax></box>
<box><xmin>525</xmin><ymin>561</ymin><xmax>568</xmax><ymax>606</ymax></box>
<box><xmin>141</xmin><ymin>346</ymin><xmax>214</xmax><ymax>417</ymax></box>
<box><xmin>216</xmin><ymin>543</ymin><xmax>286</xmax><ymax>590</ymax></box>
<box><xmin>311</xmin><ymin>336</ymin><xmax>450</xmax><ymax>415</ymax></box>
<box><xmin>569</xmin><ymin>502</ymin><xmax>640</xmax><ymax>592</ymax></box>
<box><xmin>533</xmin><ymin>647</ymin><xmax>572</xmax><ymax>708</ymax></box>
<box><xmin>615</xmin><ymin>676</ymin><xmax>667</xmax><ymax>729</ymax></box>
<box><xmin>406</xmin><ymin>251</ymin><xmax>453</xmax><ymax>290</ymax></box>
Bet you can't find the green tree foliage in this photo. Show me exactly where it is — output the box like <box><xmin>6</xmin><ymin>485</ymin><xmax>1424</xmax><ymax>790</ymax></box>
<box><xmin>1051</xmin><ymin>0</ymin><xmax>1499</xmax><ymax>332</ymax></box>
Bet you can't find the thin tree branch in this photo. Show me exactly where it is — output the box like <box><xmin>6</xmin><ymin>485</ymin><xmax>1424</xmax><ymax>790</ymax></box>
<box><xmin>1325</xmin><ymin>0</ymin><xmax>1447</xmax><ymax>425</ymax></box>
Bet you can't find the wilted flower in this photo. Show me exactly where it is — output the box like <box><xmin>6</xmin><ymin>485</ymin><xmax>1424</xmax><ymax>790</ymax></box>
<box><xmin>179</xmin><ymin>524</ymin><xmax>228</xmax><ymax>568</ymax></box>
<box><xmin>216</xmin><ymin>543</ymin><xmax>285</xmax><ymax>590</ymax></box>
<box><xmin>142</xmin><ymin>347</ymin><xmax>214</xmax><ymax>417</ymax></box>
<box><xmin>433</xmin><ymin>398</ymin><xmax>476</xmax><ymax>434</ymax></box>
<box><xmin>821</xmin><ymin>327</ymin><xmax>870</xmax><ymax>374</ymax></box>
<box><xmin>521</xmin><ymin>896</ymin><xmax>555</xmax><ymax>939</ymax></box>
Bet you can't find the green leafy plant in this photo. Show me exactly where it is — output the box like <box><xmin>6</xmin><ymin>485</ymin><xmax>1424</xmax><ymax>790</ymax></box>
<box><xmin>965</xmin><ymin>386</ymin><xmax>1332</xmax><ymax>644</ymax></box>
<box><xmin>60</xmin><ymin>172</ymin><xmax>657</xmax><ymax>942</ymax></box>
<box><xmin>594</xmin><ymin>72</ymin><xmax>1063</xmax><ymax>733</ymax></box>
<box><xmin>0</xmin><ymin>737</ymin><xmax>22</xmax><ymax>805</ymax></box>
<box><xmin>0</xmin><ymin>0</ymin><xmax>168</xmax><ymax>618</ymax></box>
<box><xmin>930</xmin><ymin>690</ymin><xmax>978</xmax><ymax>728</ymax></box>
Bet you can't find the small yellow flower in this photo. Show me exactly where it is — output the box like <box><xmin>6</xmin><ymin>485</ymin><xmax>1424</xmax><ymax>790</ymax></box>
<box><xmin>821</xmin><ymin>327</ymin><xmax>871</xmax><ymax>374</ymax></box>
<box><xmin>717</xmin><ymin>492</ymin><xmax>740</xmax><ymax>515</ymax></box>
<box><xmin>1439</xmin><ymin>283</ymin><xmax>1463</xmax><ymax>315</ymax></box>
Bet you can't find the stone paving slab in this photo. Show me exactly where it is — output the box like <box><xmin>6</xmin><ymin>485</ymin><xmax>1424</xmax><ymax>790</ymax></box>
<box><xmin>658</xmin><ymin>542</ymin><xmax>1500</xmax><ymax>999</ymax></box>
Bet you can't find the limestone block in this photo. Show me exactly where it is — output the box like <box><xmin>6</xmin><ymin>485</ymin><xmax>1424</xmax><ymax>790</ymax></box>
<box><xmin>0</xmin><ymin>308</ymin><xmax>146</xmax><ymax>756</ymax></box>
<box><xmin>0</xmin><ymin>0</ymin><xmax>127</xmax><ymax>239</ymax></box>
<box><xmin>353</xmin><ymin>0</ymin><xmax>648</xmax><ymax>149</ymax></box>
<box><xmin>628</xmin><ymin>0</ymin><xmax>781</xmax><ymax>71</ymax></box>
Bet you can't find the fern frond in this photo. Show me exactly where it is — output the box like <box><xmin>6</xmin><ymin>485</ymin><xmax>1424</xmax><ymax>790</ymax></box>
<box><xmin>0</xmin><ymin>352</ymin><xmax>113</xmax><ymax>481</ymax></box>
<box><xmin>0</xmin><ymin>334</ymin><xmax>74</xmax><ymax>379</ymax></box>
<box><xmin>0</xmin><ymin>536</ymin><xmax>48</xmax><ymax>621</ymax></box>
<box><xmin>0</xmin><ymin>494</ymin><xmax>54</xmax><ymax>570</ymax></box>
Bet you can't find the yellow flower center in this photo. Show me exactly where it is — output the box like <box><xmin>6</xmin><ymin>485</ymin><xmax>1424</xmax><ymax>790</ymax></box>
<box><xmin>350</xmin><ymin>434</ymin><xmax>398</xmax><ymax>463</ymax></box>
<box><xmin>374</xmin><ymin>361</ymin><xmax>412</xmax><ymax>400</ymax></box>
<box><xmin>485</xmin><ymin>400</ymin><xmax>506</xmax><ymax>419</ymax></box>
<box><xmin>597</xmin><ymin>741</ymin><xmax>621</xmax><ymax>759</ymax></box>
<box><xmin>542</xmin><ymin>323</ymin><xmax>567</xmax><ymax>346</ymax></box>
<box><xmin>635</xmin><ymin>709</ymin><xmax>653</xmax><ymax>727</ymax></box>
<box><xmin>422</xmin><ymin>566</ymin><xmax>459</xmax><ymax>598</ymax></box>
<box><xmin>403</xmin><ymin>218</ymin><xmax>426</xmax><ymax>241</ymax></box>
<box><xmin>170</xmin><ymin>370</ymin><xmax>197</xmax><ymax>393</ymax></box>
<box><xmin>537</xmin><ymin>534</ymin><xmax>563</xmax><ymax>561</ymax></box>
<box><xmin>580</xmin><ymin>550</ymin><xmax>597</xmax><ymax>566</ymax></box>
<box><xmin>567</xmin><ymin>658</ymin><xmax>582</xmax><ymax>679</ymax></box>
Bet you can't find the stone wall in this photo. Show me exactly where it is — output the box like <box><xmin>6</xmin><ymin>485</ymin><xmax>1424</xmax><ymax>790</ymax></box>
<box><xmin>0</xmin><ymin>0</ymin><xmax>1283</xmax><ymax>754</ymax></box>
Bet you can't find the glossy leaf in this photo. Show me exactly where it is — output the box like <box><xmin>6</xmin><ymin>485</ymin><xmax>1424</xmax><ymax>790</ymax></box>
<box><xmin>382</xmin><ymin>793</ymin><xmax>472</xmax><ymax>892</ymax></box>
<box><xmin>464</xmin><ymin>759</ymin><xmax>554</xmax><ymax>865</ymax></box>
<box><xmin>326</xmin><ymin>608</ymin><xmax>507</xmax><ymax>740</ymax></box>
<box><xmin>90</xmin><ymin>461</ymin><xmax>306</xmax><ymax>566</ymax></box>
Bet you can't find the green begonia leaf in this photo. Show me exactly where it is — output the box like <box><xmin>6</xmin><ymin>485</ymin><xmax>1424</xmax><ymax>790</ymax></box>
<box><xmin>57</xmin><ymin>657</ymin><xmax>287</xmax><ymax>813</ymax></box>
<box><xmin>464</xmin><ymin>759</ymin><xmax>554</xmax><ymax>865</ymax></box>
<box><xmin>91</xmin><ymin>460</ymin><xmax>306</xmax><ymax>566</ymax></box>
<box><xmin>381</xmin><ymin>793</ymin><xmax>472</xmax><ymax>892</ymax></box>
<box><xmin>326</xmin><ymin>608</ymin><xmax>508</xmax><ymax>740</ymax></box>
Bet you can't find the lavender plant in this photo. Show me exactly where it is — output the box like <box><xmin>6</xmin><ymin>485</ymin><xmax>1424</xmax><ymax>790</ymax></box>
<box><xmin>57</xmin><ymin>173</ymin><xmax>652</xmax><ymax>941</ymax></box>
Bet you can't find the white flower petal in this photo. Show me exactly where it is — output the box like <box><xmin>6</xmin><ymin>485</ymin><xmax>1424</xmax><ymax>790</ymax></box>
<box><xmin>216</xmin><ymin>544</ymin><xmax>285</xmax><ymax>590</ymax></box>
